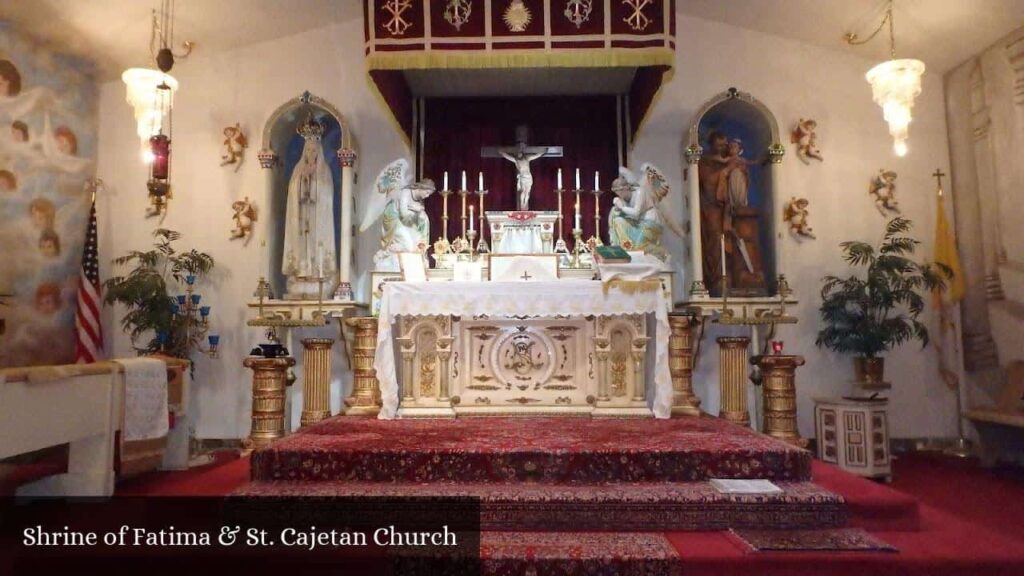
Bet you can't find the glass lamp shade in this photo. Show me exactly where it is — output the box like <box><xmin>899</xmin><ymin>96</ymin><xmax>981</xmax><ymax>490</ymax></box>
<box><xmin>865</xmin><ymin>58</ymin><xmax>925</xmax><ymax>156</ymax></box>
<box><xmin>149</xmin><ymin>133</ymin><xmax>170</xmax><ymax>180</ymax></box>
<box><xmin>121</xmin><ymin>68</ymin><xmax>178</xmax><ymax>146</ymax></box>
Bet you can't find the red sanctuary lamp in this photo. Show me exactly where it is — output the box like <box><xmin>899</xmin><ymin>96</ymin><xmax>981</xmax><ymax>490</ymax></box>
<box><xmin>146</xmin><ymin>132</ymin><xmax>171</xmax><ymax>213</ymax></box>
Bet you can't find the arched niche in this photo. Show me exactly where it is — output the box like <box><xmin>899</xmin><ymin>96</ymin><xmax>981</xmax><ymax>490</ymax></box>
<box><xmin>682</xmin><ymin>88</ymin><xmax>785</xmax><ymax>298</ymax></box>
<box><xmin>258</xmin><ymin>91</ymin><xmax>358</xmax><ymax>300</ymax></box>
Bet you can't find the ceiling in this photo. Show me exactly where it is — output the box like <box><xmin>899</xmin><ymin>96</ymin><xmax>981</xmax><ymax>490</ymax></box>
<box><xmin>1</xmin><ymin>1</ymin><xmax>1021</xmax><ymax>81</ymax></box>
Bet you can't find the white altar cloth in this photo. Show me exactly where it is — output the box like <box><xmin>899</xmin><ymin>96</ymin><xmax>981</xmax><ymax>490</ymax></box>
<box><xmin>374</xmin><ymin>280</ymin><xmax>673</xmax><ymax>419</ymax></box>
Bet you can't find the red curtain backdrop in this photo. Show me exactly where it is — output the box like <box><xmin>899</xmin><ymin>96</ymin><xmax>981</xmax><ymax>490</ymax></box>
<box><xmin>421</xmin><ymin>96</ymin><xmax>620</xmax><ymax>247</ymax></box>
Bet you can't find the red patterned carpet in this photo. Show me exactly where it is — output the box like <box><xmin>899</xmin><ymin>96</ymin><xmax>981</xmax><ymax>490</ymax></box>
<box><xmin>251</xmin><ymin>415</ymin><xmax>812</xmax><ymax>483</ymax></box>
<box><xmin>114</xmin><ymin>423</ymin><xmax>1024</xmax><ymax>575</ymax></box>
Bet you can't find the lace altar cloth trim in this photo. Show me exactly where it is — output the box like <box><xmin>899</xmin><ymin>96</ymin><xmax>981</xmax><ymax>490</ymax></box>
<box><xmin>373</xmin><ymin>280</ymin><xmax>673</xmax><ymax>418</ymax></box>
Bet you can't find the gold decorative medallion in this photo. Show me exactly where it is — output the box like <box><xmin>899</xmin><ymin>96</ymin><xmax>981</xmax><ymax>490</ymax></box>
<box><xmin>504</xmin><ymin>0</ymin><xmax>532</xmax><ymax>32</ymax></box>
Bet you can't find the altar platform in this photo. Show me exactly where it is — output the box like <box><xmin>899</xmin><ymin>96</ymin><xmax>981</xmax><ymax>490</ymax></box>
<box><xmin>243</xmin><ymin>415</ymin><xmax>848</xmax><ymax>533</ymax></box>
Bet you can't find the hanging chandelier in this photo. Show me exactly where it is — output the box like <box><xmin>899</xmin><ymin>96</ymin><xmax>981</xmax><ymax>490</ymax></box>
<box><xmin>121</xmin><ymin>0</ymin><xmax>191</xmax><ymax>161</ymax></box>
<box><xmin>845</xmin><ymin>0</ymin><xmax>924</xmax><ymax>157</ymax></box>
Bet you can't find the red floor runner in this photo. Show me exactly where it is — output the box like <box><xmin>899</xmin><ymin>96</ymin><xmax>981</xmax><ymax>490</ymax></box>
<box><xmin>114</xmin><ymin>452</ymin><xmax>1024</xmax><ymax>575</ymax></box>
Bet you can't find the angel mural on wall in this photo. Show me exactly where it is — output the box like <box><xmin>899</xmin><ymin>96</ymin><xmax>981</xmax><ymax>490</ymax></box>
<box><xmin>360</xmin><ymin>158</ymin><xmax>436</xmax><ymax>271</ymax></box>
<box><xmin>282</xmin><ymin>114</ymin><xmax>337</xmax><ymax>298</ymax></box>
<box><xmin>608</xmin><ymin>163</ymin><xmax>685</xmax><ymax>261</ymax></box>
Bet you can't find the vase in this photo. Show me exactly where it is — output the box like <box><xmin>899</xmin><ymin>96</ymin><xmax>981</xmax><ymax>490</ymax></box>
<box><xmin>854</xmin><ymin>356</ymin><xmax>887</xmax><ymax>388</ymax></box>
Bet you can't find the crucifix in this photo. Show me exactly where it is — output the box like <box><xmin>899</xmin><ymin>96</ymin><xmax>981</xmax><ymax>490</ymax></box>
<box><xmin>520</xmin><ymin>270</ymin><xmax>533</xmax><ymax>281</ymax></box>
<box><xmin>481</xmin><ymin>125</ymin><xmax>562</xmax><ymax>211</ymax></box>
<box><xmin>933</xmin><ymin>168</ymin><xmax>946</xmax><ymax>196</ymax></box>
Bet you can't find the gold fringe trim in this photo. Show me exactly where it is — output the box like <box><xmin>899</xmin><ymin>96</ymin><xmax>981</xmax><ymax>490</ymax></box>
<box><xmin>366</xmin><ymin>48</ymin><xmax>675</xmax><ymax>72</ymax></box>
<box><xmin>602</xmin><ymin>278</ymin><xmax>663</xmax><ymax>295</ymax></box>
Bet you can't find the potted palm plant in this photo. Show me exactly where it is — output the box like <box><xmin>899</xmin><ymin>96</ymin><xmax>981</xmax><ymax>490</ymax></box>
<box><xmin>816</xmin><ymin>217</ymin><xmax>949</xmax><ymax>387</ymax></box>
<box><xmin>103</xmin><ymin>229</ymin><xmax>215</xmax><ymax>362</ymax></box>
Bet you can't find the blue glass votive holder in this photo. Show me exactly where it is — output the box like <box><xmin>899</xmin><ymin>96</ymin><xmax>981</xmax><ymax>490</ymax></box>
<box><xmin>176</xmin><ymin>295</ymin><xmax>187</xmax><ymax>306</ymax></box>
<box><xmin>199</xmin><ymin>306</ymin><xmax>210</xmax><ymax>318</ymax></box>
<box><xmin>191</xmin><ymin>294</ymin><xmax>201</xmax><ymax>306</ymax></box>
<box><xmin>185</xmin><ymin>274</ymin><xmax>196</xmax><ymax>285</ymax></box>
<box><xmin>208</xmin><ymin>335</ymin><xmax>220</xmax><ymax>346</ymax></box>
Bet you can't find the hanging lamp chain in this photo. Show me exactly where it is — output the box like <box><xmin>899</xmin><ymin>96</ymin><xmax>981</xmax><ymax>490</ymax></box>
<box><xmin>844</xmin><ymin>0</ymin><xmax>897</xmax><ymax>58</ymax></box>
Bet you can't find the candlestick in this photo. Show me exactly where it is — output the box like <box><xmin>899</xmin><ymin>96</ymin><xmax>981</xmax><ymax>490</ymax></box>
<box><xmin>443</xmin><ymin>171</ymin><xmax>449</xmax><ymax>191</ymax></box>
<box><xmin>318</xmin><ymin>242</ymin><xmax>324</xmax><ymax>278</ymax></box>
<box><xmin>469</xmin><ymin>205</ymin><xmax>475</xmax><ymax>232</ymax></box>
<box><xmin>594</xmin><ymin>171</ymin><xmax>599</xmax><ymax>191</ymax></box>
<box><xmin>574</xmin><ymin>168</ymin><xmax>580</xmax><ymax>190</ymax></box>
<box><xmin>556</xmin><ymin>188</ymin><xmax>565</xmax><ymax>243</ymax></box>
<box><xmin>459</xmin><ymin>190</ymin><xmax>468</xmax><ymax>239</ymax></box>
<box><xmin>478</xmin><ymin>171</ymin><xmax>483</xmax><ymax>192</ymax></box>
<box><xmin>461</xmin><ymin>170</ymin><xmax>467</xmax><ymax>191</ymax></box>
<box><xmin>574</xmin><ymin>190</ymin><xmax>581</xmax><ymax>230</ymax></box>
<box><xmin>592</xmin><ymin>188</ymin><xmax>603</xmax><ymax>245</ymax></box>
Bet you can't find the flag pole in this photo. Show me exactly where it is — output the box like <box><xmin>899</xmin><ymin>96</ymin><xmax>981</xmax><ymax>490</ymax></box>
<box><xmin>932</xmin><ymin>168</ymin><xmax>973</xmax><ymax>458</ymax></box>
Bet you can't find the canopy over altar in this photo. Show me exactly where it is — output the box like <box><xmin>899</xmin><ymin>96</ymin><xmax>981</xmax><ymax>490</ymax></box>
<box><xmin>362</xmin><ymin>0</ymin><xmax>677</xmax><ymax>144</ymax></box>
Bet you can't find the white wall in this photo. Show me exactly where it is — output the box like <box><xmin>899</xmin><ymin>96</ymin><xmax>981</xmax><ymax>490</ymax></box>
<box><xmin>96</xmin><ymin>10</ymin><xmax>959</xmax><ymax>439</ymax></box>
<box><xmin>97</xmin><ymin>20</ymin><xmax>406</xmax><ymax>438</ymax></box>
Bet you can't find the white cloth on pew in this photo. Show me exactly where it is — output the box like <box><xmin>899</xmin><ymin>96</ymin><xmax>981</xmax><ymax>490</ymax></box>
<box><xmin>115</xmin><ymin>357</ymin><xmax>168</xmax><ymax>441</ymax></box>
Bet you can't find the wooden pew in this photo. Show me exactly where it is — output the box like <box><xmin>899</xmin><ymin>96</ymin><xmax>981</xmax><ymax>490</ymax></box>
<box><xmin>965</xmin><ymin>362</ymin><xmax>1024</xmax><ymax>467</ymax></box>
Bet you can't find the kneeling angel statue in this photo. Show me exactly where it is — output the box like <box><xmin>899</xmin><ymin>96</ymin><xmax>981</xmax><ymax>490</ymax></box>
<box><xmin>360</xmin><ymin>158</ymin><xmax>436</xmax><ymax>271</ymax></box>
<box><xmin>608</xmin><ymin>163</ymin><xmax>685</xmax><ymax>261</ymax></box>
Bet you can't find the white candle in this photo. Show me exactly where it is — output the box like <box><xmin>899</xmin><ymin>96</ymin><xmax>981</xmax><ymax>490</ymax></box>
<box><xmin>318</xmin><ymin>242</ymin><xmax>324</xmax><ymax>277</ymax></box>
<box><xmin>574</xmin><ymin>197</ymin><xmax>581</xmax><ymax>230</ymax></box>
<box><xmin>469</xmin><ymin>205</ymin><xmax>475</xmax><ymax>232</ymax></box>
<box><xmin>443</xmin><ymin>171</ymin><xmax>449</xmax><ymax>191</ymax></box>
<box><xmin>461</xmin><ymin>170</ymin><xmax>467</xmax><ymax>191</ymax></box>
<box><xmin>478</xmin><ymin>171</ymin><xmax>484</xmax><ymax>191</ymax></box>
<box><xmin>574</xmin><ymin>168</ymin><xmax>580</xmax><ymax>190</ymax></box>
<box><xmin>575</xmin><ymin>211</ymin><xmax>581</xmax><ymax>230</ymax></box>
<box><xmin>720</xmin><ymin>235</ymin><xmax>726</xmax><ymax>277</ymax></box>
<box><xmin>557</xmin><ymin>168</ymin><xmax>563</xmax><ymax>190</ymax></box>
<box><xmin>594</xmin><ymin>171</ymin><xmax>600</xmax><ymax>191</ymax></box>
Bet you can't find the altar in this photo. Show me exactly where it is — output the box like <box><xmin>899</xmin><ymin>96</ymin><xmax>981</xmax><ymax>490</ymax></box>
<box><xmin>373</xmin><ymin>279</ymin><xmax>673</xmax><ymax>419</ymax></box>
<box><xmin>487</xmin><ymin>210</ymin><xmax>559</xmax><ymax>254</ymax></box>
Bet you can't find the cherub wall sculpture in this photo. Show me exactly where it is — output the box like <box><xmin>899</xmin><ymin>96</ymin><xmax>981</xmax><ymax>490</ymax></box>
<box><xmin>869</xmin><ymin>169</ymin><xmax>900</xmax><ymax>216</ymax></box>
<box><xmin>230</xmin><ymin>196</ymin><xmax>257</xmax><ymax>242</ymax></box>
<box><xmin>783</xmin><ymin>197</ymin><xmax>816</xmax><ymax>239</ymax></box>
<box><xmin>791</xmin><ymin>118</ymin><xmax>823</xmax><ymax>163</ymax></box>
<box><xmin>220</xmin><ymin>123</ymin><xmax>248</xmax><ymax>171</ymax></box>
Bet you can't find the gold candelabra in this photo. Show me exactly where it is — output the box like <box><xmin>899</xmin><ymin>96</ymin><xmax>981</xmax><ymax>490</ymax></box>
<box><xmin>475</xmin><ymin>187</ymin><xmax>489</xmax><ymax>253</ymax></box>
<box><xmin>589</xmin><ymin>187</ymin><xmax>604</xmax><ymax>247</ymax></box>
<box><xmin>555</xmin><ymin>188</ymin><xmax>568</xmax><ymax>253</ymax></box>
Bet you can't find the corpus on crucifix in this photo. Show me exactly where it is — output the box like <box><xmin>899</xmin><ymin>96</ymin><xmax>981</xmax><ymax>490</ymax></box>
<box><xmin>481</xmin><ymin>125</ymin><xmax>561</xmax><ymax>211</ymax></box>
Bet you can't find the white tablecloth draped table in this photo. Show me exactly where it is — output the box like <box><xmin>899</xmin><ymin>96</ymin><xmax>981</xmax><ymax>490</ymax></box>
<box><xmin>373</xmin><ymin>280</ymin><xmax>673</xmax><ymax>419</ymax></box>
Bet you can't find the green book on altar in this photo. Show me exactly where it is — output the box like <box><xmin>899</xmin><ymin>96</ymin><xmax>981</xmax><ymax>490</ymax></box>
<box><xmin>594</xmin><ymin>245</ymin><xmax>632</xmax><ymax>263</ymax></box>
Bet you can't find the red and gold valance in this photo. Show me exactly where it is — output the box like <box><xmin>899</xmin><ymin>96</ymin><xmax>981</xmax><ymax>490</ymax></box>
<box><xmin>363</xmin><ymin>0</ymin><xmax>676</xmax><ymax>143</ymax></box>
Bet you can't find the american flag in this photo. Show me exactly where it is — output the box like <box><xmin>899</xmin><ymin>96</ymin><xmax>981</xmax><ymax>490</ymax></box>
<box><xmin>75</xmin><ymin>197</ymin><xmax>104</xmax><ymax>363</ymax></box>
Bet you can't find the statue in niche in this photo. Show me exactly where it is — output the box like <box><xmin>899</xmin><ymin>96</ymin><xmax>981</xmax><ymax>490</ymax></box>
<box><xmin>282</xmin><ymin>113</ymin><xmax>337</xmax><ymax>298</ymax></box>
<box><xmin>608</xmin><ymin>163</ymin><xmax>684</xmax><ymax>261</ymax></box>
<box><xmin>361</xmin><ymin>158</ymin><xmax>436</xmax><ymax>270</ymax></box>
<box><xmin>698</xmin><ymin>130</ymin><xmax>767</xmax><ymax>295</ymax></box>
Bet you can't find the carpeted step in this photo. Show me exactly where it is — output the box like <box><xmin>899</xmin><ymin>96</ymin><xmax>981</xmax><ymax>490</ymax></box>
<box><xmin>477</xmin><ymin>531</ymin><xmax>682</xmax><ymax>576</ymax></box>
<box><xmin>234</xmin><ymin>479</ymin><xmax>846</xmax><ymax>531</ymax></box>
<box><xmin>252</xmin><ymin>415</ymin><xmax>812</xmax><ymax>483</ymax></box>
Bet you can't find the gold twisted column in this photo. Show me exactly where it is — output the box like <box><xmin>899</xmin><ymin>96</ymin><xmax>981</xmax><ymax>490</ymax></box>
<box><xmin>717</xmin><ymin>336</ymin><xmax>751</xmax><ymax>426</ymax></box>
<box><xmin>668</xmin><ymin>313</ymin><xmax>702</xmax><ymax>417</ymax></box>
<box><xmin>753</xmin><ymin>354</ymin><xmax>808</xmax><ymax>447</ymax></box>
<box><xmin>300</xmin><ymin>338</ymin><xmax>334</xmax><ymax>427</ymax></box>
<box><xmin>344</xmin><ymin>317</ymin><xmax>381</xmax><ymax>416</ymax></box>
<box><xmin>242</xmin><ymin>356</ymin><xmax>296</xmax><ymax>450</ymax></box>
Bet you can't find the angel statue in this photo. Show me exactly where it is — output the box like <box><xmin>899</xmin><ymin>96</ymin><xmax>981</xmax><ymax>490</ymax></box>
<box><xmin>608</xmin><ymin>163</ymin><xmax>685</xmax><ymax>261</ymax></box>
<box><xmin>282</xmin><ymin>113</ymin><xmax>337</xmax><ymax>299</ymax></box>
<box><xmin>360</xmin><ymin>158</ymin><xmax>436</xmax><ymax>271</ymax></box>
